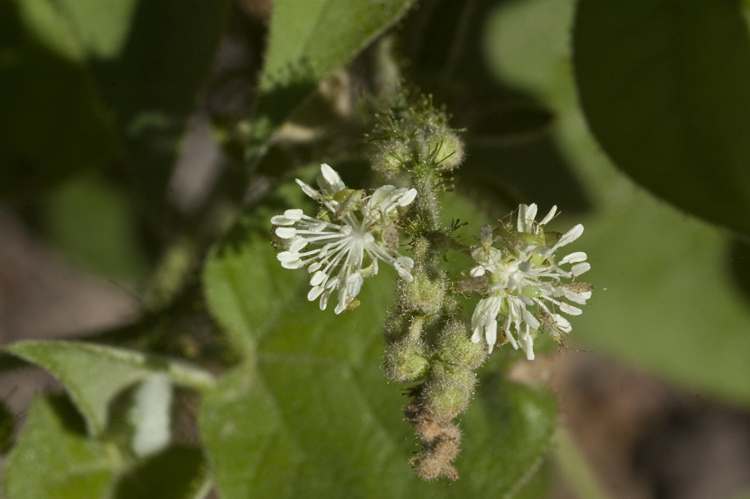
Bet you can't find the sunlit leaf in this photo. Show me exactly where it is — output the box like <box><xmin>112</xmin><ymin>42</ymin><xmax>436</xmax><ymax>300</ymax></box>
<box><xmin>573</xmin><ymin>0</ymin><xmax>750</xmax><ymax>239</ymax></box>
<box><xmin>1</xmin><ymin>396</ymin><xmax>119</xmax><ymax>499</ymax></box>
<box><xmin>9</xmin><ymin>0</ymin><xmax>85</xmax><ymax>62</ymax></box>
<box><xmin>5</xmin><ymin>341</ymin><xmax>214</xmax><ymax>436</ymax></box>
<box><xmin>247</xmin><ymin>0</ymin><xmax>416</xmax><ymax>160</ymax></box>
<box><xmin>57</xmin><ymin>0</ymin><xmax>138</xmax><ymax>59</ymax></box>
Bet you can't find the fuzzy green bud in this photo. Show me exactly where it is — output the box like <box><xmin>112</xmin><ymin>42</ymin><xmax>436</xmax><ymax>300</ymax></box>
<box><xmin>423</xmin><ymin>131</ymin><xmax>464</xmax><ymax>170</ymax></box>
<box><xmin>373</xmin><ymin>140</ymin><xmax>410</xmax><ymax>178</ymax></box>
<box><xmin>384</xmin><ymin>312</ymin><xmax>423</xmax><ymax>345</ymax></box>
<box><xmin>435</xmin><ymin>319</ymin><xmax>486</xmax><ymax>369</ymax></box>
<box><xmin>384</xmin><ymin>339</ymin><xmax>429</xmax><ymax>382</ymax></box>
<box><xmin>424</xmin><ymin>363</ymin><xmax>476</xmax><ymax>422</ymax></box>
<box><xmin>399</xmin><ymin>237</ymin><xmax>445</xmax><ymax>313</ymax></box>
<box><xmin>401</xmin><ymin>269</ymin><xmax>445</xmax><ymax>314</ymax></box>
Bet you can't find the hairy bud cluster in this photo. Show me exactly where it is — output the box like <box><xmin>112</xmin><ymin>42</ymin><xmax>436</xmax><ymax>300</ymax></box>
<box><xmin>372</xmin><ymin>95</ymin><xmax>487</xmax><ymax>480</ymax></box>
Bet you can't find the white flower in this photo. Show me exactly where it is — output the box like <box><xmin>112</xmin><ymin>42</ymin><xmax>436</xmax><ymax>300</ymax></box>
<box><xmin>468</xmin><ymin>203</ymin><xmax>592</xmax><ymax>360</ymax></box>
<box><xmin>272</xmin><ymin>164</ymin><xmax>416</xmax><ymax>314</ymax></box>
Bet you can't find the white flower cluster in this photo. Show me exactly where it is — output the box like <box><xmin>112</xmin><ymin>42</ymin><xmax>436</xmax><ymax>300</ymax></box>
<box><xmin>272</xmin><ymin>164</ymin><xmax>416</xmax><ymax>314</ymax></box>
<box><xmin>468</xmin><ymin>204</ymin><xmax>592</xmax><ymax>360</ymax></box>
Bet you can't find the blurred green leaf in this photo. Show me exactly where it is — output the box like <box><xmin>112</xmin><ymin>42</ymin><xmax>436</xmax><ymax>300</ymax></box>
<box><xmin>5</xmin><ymin>341</ymin><xmax>214</xmax><ymax>436</ymax></box>
<box><xmin>247</xmin><ymin>0</ymin><xmax>416</xmax><ymax>159</ymax></box>
<box><xmin>56</xmin><ymin>0</ymin><xmax>138</xmax><ymax>59</ymax></box>
<box><xmin>0</xmin><ymin>399</ymin><xmax>15</xmax><ymax>454</ymax></box>
<box><xmin>44</xmin><ymin>174</ymin><xmax>149</xmax><ymax>281</ymax></box>
<box><xmin>0</xmin><ymin>4</ymin><xmax>113</xmax><ymax>199</ymax></box>
<box><xmin>572</xmin><ymin>0</ymin><xmax>750</xmax><ymax>239</ymax></box>
<box><xmin>459</xmin><ymin>137</ymin><xmax>589</xmax><ymax>214</ymax></box>
<box><xmin>114</xmin><ymin>445</ymin><xmax>208</xmax><ymax>499</ymax></box>
<box><xmin>2</xmin><ymin>395</ymin><xmax>119</xmax><ymax>499</ymax></box>
<box><xmin>200</xmin><ymin>219</ymin><xmax>556</xmax><ymax>497</ymax></box>
<box><xmin>9</xmin><ymin>0</ymin><xmax>85</xmax><ymax>61</ymax></box>
<box><xmin>90</xmin><ymin>0</ymin><xmax>229</xmax><ymax>228</ymax></box>
<box><xmin>399</xmin><ymin>0</ymin><xmax>588</xmax><ymax>214</ymax></box>
<box><xmin>202</xmin><ymin>231</ymin><xmax>305</xmax><ymax>357</ymax></box>
<box><xmin>487</xmin><ymin>0</ymin><xmax>750</xmax><ymax>406</ymax></box>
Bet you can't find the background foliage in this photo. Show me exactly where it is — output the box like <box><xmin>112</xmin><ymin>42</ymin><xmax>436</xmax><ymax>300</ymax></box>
<box><xmin>2</xmin><ymin>0</ymin><xmax>750</xmax><ymax>497</ymax></box>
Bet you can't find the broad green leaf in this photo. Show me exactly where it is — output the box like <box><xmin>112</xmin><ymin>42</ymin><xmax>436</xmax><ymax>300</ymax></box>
<box><xmin>572</xmin><ymin>0</ymin><xmax>750</xmax><ymax>239</ymax></box>
<box><xmin>5</xmin><ymin>341</ymin><xmax>214</xmax><ymax>436</ymax></box>
<box><xmin>114</xmin><ymin>445</ymin><xmax>208</xmax><ymax>499</ymax></box>
<box><xmin>11</xmin><ymin>0</ymin><xmax>136</xmax><ymax>61</ymax></box>
<box><xmin>202</xmin><ymin>231</ymin><xmax>305</xmax><ymax>356</ymax></box>
<box><xmin>44</xmin><ymin>175</ymin><xmax>148</xmax><ymax>282</ymax></box>
<box><xmin>57</xmin><ymin>0</ymin><xmax>138</xmax><ymax>59</ymax></box>
<box><xmin>2</xmin><ymin>395</ymin><xmax>120</xmax><ymax>499</ymax></box>
<box><xmin>576</xmin><ymin>191</ymin><xmax>750</xmax><ymax>405</ymax></box>
<box><xmin>200</xmin><ymin>223</ymin><xmax>557</xmax><ymax>497</ymax></box>
<box><xmin>9</xmin><ymin>0</ymin><xmax>85</xmax><ymax>62</ymax></box>
<box><xmin>247</xmin><ymin>0</ymin><xmax>416</xmax><ymax>159</ymax></box>
<box><xmin>486</xmin><ymin>0</ymin><xmax>750</xmax><ymax>405</ymax></box>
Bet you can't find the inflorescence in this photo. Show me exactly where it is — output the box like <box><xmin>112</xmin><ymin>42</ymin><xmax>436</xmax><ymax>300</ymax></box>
<box><xmin>269</xmin><ymin>95</ymin><xmax>593</xmax><ymax>480</ymax></box>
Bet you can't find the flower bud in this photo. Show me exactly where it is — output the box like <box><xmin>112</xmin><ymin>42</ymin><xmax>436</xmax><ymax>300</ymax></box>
<box><xmin>423</xmin><ymin>363</ymin><xmax>476</xmax><ymax>422</ymax></box>
<box><xmin>373</xmin><ymin>140</ymin><xmax>410</xmax><ymax>178</ymax></box>
<box><xmin>435</xmin><ymin>319</ymin><xmax>487</xmax><ymax>369</ymax></box>
<box><xmin>422</xmin><ymin>131</ymin><xmax>464</xmax><ymax>170</ymax></box>
<box><xmin>398</xmin><ymin>238</ymin><xmax>445</xmax><ymax>314</ymax></box>
<box><xmin>384</xmin><ymin>339</ymin><xmax>429</xmax><ymax>382</ymax></box>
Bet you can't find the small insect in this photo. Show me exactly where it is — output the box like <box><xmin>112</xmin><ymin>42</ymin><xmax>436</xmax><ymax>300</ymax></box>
<box><xmin>561</xmin><ymin>282</ymin><xmax>595</xmax><ymax>293</ymax></box>
<box><xmin>382</xmin><ymin>223</ymin><xmax>400</xmax><ymax>251</ymax></box>
<box><xmin>456</xmin><ymin>276</ymin><xmax>488</xmax><ymax>293</ymax></box>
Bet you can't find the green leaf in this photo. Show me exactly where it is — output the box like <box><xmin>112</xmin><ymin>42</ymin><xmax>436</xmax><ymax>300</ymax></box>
<box><xmin>0</xmin><ymin>4</ymin><xmax>113</xmax><ymax>199</ymax></box>
<box><xmin>56</xmin><ymin>0</ymin><xmax>138</xmax><ymax>59</ymax></box>
<box><xmin>9</xmin><ymin>0</ymin><xmax>85</xmax><ymax>62</ymax></box>
<box><xmin>200</xmin><ymin>222</ymin><xmax>557</xmax><ymax>497</ymax></box>
<box><xmin>44</xmin><ymin>174</ymin><xmax>149</xmax><ymax>282</ymax></box>
<box><xmin>91</xmin><ymin>0</ymin><xmax>229</xmax><ymax>219</ymax></box>
<box><xmin>202</xmin><ymin>230</ymin><xmax>306</xmax><ymax>357</ymax></box>
<box><xmin>575</xmin><ymin>192</ymin><xmax>750</xmax><ymax>405</ymax></box>
<box><xmin>487</xmin><ymin>0</ymin><xmax>750</xmax><ymax>406</ymax></box>
<box><xmin>0</xmin><ymin>398</ymin><xmax>15</xmax><ymax>454</ymax></box>
<box><xmin>5</xmin><ymin>341</ymin><xmax>214</xmax><ymax>436</ymax></box>
<box><xmin>572</xmin><ymin>0</ymin><xmax>750</xmax><ymax>239</ymax></box>
<box><xmin>2</xmin><ymin>395</ymin><xmax>120</xmax><ymax>499</ymax></box>
<box><xmin>114</xmin><ymin>445</ymin><xmax>209</xmax><ymax>499</ymax></box>
<box><xmin>247</xmin><ymin>0</ymin><xmax>416</xmax><ymax>159</ymax></box>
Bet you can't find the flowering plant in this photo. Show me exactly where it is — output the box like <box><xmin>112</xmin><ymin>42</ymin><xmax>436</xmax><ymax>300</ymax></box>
<box><xmin>267</xmin><ymin>101</ymin><xmax>593</xmax><ymax>480</ymax></box>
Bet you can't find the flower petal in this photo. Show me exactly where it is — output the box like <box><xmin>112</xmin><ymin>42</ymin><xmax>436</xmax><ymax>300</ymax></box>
<box><xmin>275</xmin><ymin>227</ymin><xmax>296</xmax><ymax>239</ymax></box>
<box><xmin>560</xmin><ymin>251</ymin><xmax>587</xmax><ymax>264</ymax></box>
<box><xmin>557</xmin><ymin>224</ymin><xmax>584</xmax><ymax>248</ymax></box>
<box><xmin>539</xmin><ymin>205</ymin><xmax>557</xmax><ymax>225</ymax></box>
<box><xmin>559</xmin><ymin>302</ymin><xmax>582</xmax><ymax>316</ymax></box>
<box><xmin>319</xmin><ymin>163</ymin><xmax>346</xmax><ymax>194</ymax></box>
<box><xmin>571</xmin><ymin>262</ymin><xmax>591</xmax><ymax>276</ymax></box>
